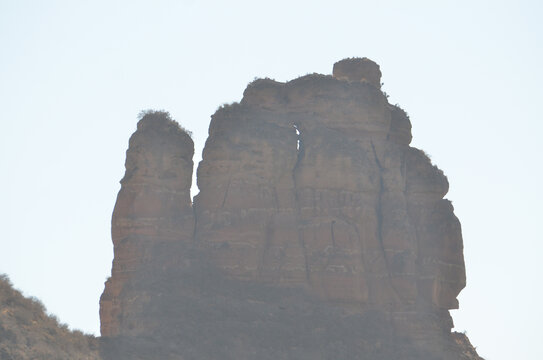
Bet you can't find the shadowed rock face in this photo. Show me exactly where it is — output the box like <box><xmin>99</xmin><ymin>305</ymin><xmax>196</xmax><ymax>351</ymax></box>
<box><xmin>100</xmin><ymin>60</ymin><xmax>480</xmax><ymax>359</ymax></box>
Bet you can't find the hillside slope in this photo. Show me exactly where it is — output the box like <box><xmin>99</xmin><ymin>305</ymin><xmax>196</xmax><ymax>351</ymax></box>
<box><xmin>0</xmin><ymin>275</ymin><xmax>99</xmax><ymax>360</ymax></box>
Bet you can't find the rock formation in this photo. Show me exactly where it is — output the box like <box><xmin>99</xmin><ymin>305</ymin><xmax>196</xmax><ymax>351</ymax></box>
<box><xmin>100</xmin><ymin>112</ymin><xmax>195</xmax><ymax>336</ymax></box>
<box><xmin>100</xmin><ymin>58</ymin><xmax>481</xmax><ymax>359</ymax></box>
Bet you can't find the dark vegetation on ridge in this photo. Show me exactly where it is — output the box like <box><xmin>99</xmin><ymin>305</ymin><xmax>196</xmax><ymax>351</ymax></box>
<box><xmin>0</xmin><ymin>274</ymin><xmax>100</xmax><ymax>360</ymax></box>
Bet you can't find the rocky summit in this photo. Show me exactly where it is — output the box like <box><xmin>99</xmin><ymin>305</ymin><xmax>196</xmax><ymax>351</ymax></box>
<box><xmin>99</xmin><ymin>58</ymin><xmax>482</xmax><ymax>359</ymax></box>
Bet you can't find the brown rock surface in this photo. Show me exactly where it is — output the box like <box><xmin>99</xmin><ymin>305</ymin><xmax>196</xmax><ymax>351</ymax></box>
<box><xmin>99</xmin><ymin>60</ymin><xmax>481</xmax><ymax>360</ymax></box>
<box><xmin>195</xmin><ymin>66</ymin><xmax>464</xmax><ymax>312</ymax></box>
<box><xmin>99</xmin><ymin>111</ymin><xmax>194</xmax><ymax>337</ymax></box>
<box><xmin>332</xmin><ymin>57</ymin><xmax>382</xmax><ymax>88</ymax></box>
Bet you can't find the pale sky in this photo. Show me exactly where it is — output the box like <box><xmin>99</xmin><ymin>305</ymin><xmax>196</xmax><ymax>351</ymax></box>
<box><xmin>1</xmin><ymin>1</ymin><xmax>542</xmax><ymax>359</ymax></box>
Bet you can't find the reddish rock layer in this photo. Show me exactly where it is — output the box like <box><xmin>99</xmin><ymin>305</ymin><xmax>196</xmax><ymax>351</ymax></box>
<box><xmin>194</xmin><ymin>66</ymin><xmax>465</xmax><ymax>312</ymax></box>
<box><xmin>100</xmin><ymin>112</ymin><xmax>194</xmax><ymax>336</ymax></box>
<box><xmin>100</xmin><ymin>60</ymin><xmax>479</xmax><ymax>360</ymax></box>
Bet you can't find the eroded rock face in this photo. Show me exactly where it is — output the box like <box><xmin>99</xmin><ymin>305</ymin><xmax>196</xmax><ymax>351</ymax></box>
<box><xmin>100</xmin><ymin>112</ymin><xmax>194</xmax><ymax>337</ymax></box>
<box><xmin>195</xmin><ymin>65</ymin><xmax>465</xmax><ymax>312</ymax></box>
<box><xmin>100</xmin><ymin>60</ymin><xmax>480</xmax><ymax>359</ymax></box>
<box><xmin>332</xmin><ymin>57</ymin><xmax>382</xmax><ymax>88</ymax></box>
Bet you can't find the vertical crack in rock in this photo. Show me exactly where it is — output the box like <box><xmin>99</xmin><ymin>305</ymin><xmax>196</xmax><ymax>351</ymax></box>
<box><xmin>371</xmin><ymin>140</ymin><xmax>402</xmax><ymax>303</ymax></box>
<box><xmin>330</xmin><ymin>220</ymin><xmax>336</xmax><ymax>248</ymax></box>
<box><xmin>220</xmin><ymin>174</ymin><xmax>232</xmax><ymax>209</ymax></box>
<box><xmin>293</xmin><ymin>124</ymin><xmax>301</xmax><ymax>150</ymax></box>
<box><xmin>192</xmin><ymin>198</ymin><xmax>198</xmax><ymax>242</ymax></box>
<box><xmin>99</xmin><ymin>59</ymin><xmax>480</xmax><ymax>360</ymax></box>
<box><xmin>292</xmin><ymin>122</ymin><xmax>310</xmax><ymax>282</ymax></box>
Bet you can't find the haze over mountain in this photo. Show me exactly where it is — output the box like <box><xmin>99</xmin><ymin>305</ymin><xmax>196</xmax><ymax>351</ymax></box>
<box><xmin>99</xmin><ymin>58</ymin><xmax>481</xmax><ymax>359</ymax></box>
<box><xmin>1</xmin><ymin>2</ymin><xmax>542</xmax><ymax>359</ymax></box>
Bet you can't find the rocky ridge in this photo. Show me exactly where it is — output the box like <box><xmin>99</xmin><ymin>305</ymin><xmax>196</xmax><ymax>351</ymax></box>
<box><xmin>99</xmin><ymin>58</ymin><xmax>481</xmax><ymax>359</ymax></box>
<box><xmin>0</xmin><ymin>274</ymin><xmax>100</xmax><ymax>360</ymax></box>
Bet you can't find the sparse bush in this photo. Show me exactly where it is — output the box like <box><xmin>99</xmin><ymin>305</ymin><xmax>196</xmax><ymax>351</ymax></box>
<box><xmin>216</xmin><ymin>102</ymin><xmax>240</xmax><ymax>112</ymax></box>
<box><xmin>137</xmin><ymin>109</ymin><xmax>193</xmax><ymax>138</ymax></box>
<box><xmin>29</xmin><ymin>296</ymin><xmax>46</xmax><ymax>313</ymax></box>
<box><xmin>0</xmin><ymin>274</ymin><xmax>11</xmax><ymax>286</ymax></box>
<box><xmin>137</xmin><ymin>109</ymin><xmax>171</xmax><ymax>121</ymax></box>
<box><xmin>0</xmin><ymin>275</ymin><xmax>100</xmax><ymax>358</ymax></box>
<box><xmin>421</xmin><ymin>149</ymin><xmax>432</xmax><ymax>160</ymax></box>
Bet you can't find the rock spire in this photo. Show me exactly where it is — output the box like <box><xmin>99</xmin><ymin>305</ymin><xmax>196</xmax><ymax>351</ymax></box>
<box><xmin>100</xmin><ymin>59</ymin><xmax>480</xmax><ymax>360</ymax></box>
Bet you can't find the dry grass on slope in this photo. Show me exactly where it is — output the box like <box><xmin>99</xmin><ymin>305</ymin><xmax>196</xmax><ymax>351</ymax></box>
<box><xmin>0</xmin><ymin>274</ymin><xmax>100</xmax><ymax>360</ymax></box>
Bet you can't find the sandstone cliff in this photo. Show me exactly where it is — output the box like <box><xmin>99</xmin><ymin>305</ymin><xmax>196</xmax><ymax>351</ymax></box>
<box><xmin>100</xmin><ymin>111</ymin><xmax>195</xmax><ymax>337</ymax></box>
<box><xmin>0</xmin><ymin>274</ymin><xmax>99</xmax><ymax>360</ymax></box>
<box><xmin>100</xmin><ymin>58</ymin><xmax>481</xmax><ymax>359</ymax></box>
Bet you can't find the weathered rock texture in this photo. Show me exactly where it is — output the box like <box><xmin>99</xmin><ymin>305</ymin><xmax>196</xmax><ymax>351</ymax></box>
<box><xmin>100</xmin><ymin>112</ymin><xmax>194</xmax><ymax>336</ymax></box>
<box><xmin>100</xmin><ymin>58</ymin><xmax>481</xmax><ymax>359</ymax></box>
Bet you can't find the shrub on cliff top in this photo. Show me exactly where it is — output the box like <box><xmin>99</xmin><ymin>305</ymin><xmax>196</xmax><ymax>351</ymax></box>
<box><xmin>137</xmin><ymin>109</ymin><xmax>193</xmax><ymax>138</ymax></box>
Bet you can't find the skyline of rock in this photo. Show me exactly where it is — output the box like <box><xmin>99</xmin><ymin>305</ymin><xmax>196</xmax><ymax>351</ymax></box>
<box><xmin>98</xmin><ymin>58</ymin><xmax>481</xmax><ymax>359</ymax></box>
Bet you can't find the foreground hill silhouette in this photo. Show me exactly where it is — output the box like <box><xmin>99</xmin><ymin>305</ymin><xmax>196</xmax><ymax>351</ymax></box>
<box><xmin>99</xmin><ymin>58</ymin><xmax>482</xmax><ymax>359</ymax></box>
<box><xmin>0</xmin><ymin>275</ymin><xmax>99</xmax><ymax>359</ymax></box>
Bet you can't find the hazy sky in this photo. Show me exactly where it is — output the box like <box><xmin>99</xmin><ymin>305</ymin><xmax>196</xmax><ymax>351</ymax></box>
<box><xmin>1</xmin><ymin>1</ymin><xmax>542</xmax><ymax>359</ymax></box>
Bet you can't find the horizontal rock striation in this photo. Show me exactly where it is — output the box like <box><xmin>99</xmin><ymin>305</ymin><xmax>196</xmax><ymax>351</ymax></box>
<box><xmin>195</xmin><ymin>58</ymin><xmax>465</xmax><ymax>312</ymax></box>
<box><xmin>100</xmin><ymin>59</ymin><xmax>480</xmax><ymax>359</ymax></box>
<box><xmin>100</xmin><ymin>112</ymin><xmax>194</xmax><ymax>337</ymax></box>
